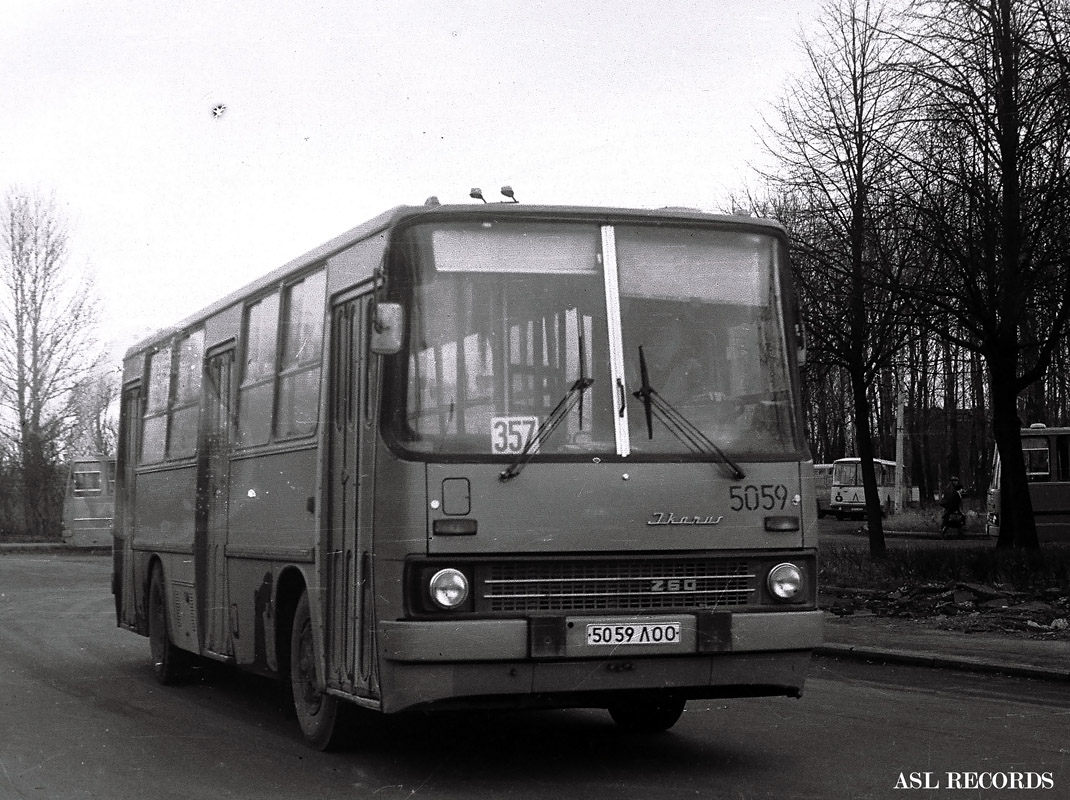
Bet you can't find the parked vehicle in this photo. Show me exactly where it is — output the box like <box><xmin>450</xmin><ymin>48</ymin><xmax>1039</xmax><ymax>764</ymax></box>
<box><xmin>62</xmin><ymin>455</ymin><xmax>115</xmax><ymax>547</ymax></box>
<box><xmin>987</xmin><ymin>423</ymin><xmax>1070</xmax><ymax>542</ymax></box>
<box><xmin>830</xmin><ymin>457</ymin><xmax>900</xmax><ymax>519</ymax></box>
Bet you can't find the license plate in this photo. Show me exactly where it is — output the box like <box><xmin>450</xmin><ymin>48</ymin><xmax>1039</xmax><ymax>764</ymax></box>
<box><xmin>585</xmin><ymin>622</ymin><xmax>682</xmax><ymax>647</ymax></box>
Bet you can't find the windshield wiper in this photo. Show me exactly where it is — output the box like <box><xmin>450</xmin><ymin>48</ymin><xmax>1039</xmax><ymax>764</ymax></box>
<box><xmin>499</xmin><ymin>377</ymin><xmax>595</xmax><ymax>481</ymax></box>
<box><xmin>632</xmin><ymin>346</ymin><xmax>745</xmax><ymax>480</ymax></box>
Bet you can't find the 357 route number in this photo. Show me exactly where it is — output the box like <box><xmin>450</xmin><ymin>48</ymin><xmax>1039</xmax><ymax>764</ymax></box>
<box><xmin>490</xmin><ymin>416</ymin><xmax>539</xmax><ymax>454</ymax></box>
<box><xmin>729</xmin><ymin>484</ymin><xmax>789</xmax><ymax>511</ymax></box>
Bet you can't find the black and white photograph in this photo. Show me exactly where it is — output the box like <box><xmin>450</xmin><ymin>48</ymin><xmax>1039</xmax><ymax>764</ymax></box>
<box><xmin>1</xmin><ymin>2</ymin><xmax>1067</xmax><ymax>798</ymax></box>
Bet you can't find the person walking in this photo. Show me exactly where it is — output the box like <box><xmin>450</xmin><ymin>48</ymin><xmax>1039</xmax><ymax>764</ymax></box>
<box><xmin>939</xmin><ymin>476</ymin><xmax>963</xmax><ymax>536</ymax></box>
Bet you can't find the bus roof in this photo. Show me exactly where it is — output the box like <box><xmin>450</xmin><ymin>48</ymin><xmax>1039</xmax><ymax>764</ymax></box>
<box><xmin>123</xmin><ymin>203</ymin><xmax>788</xmax><ymax>360</ymax></box>
<box><xmin>832</xmin><ymin>457</ymin><xmax>899</xmax><ymax>467</ymax></box>
<box><xmin>1021</xmin><ymin>425</ymin><xmax>1070</xmax><ymax>435</ymax></box>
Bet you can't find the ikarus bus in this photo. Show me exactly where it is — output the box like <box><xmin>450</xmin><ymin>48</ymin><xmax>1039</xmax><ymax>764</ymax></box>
<box><xmin>112</xmin><ymin>200</ymin><xmax>821</xmax><ymax>749</ymax></box>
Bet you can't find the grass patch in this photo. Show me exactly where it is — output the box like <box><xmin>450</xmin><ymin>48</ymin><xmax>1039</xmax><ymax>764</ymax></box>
<box><xmin>885</xmin><ymin>502</ymin><xmax>985</xmax><ymax>533</ymax></box>
<box><xmin>820</xmin><ymin>542</ymin><xmax>1070</xmax><ymax>594</ymax></box>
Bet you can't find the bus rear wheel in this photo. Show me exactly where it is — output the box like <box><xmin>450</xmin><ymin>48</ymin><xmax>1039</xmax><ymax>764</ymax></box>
<box><xmin>607</xmin><ymin>693</ymin><xmax>686</xmax><ymax>733</ymax></box>
<box><xmin>148</xmin><ymin>563</ymin><xmax>188</xmax><ymax>685</ymax></box>
<box><xmin>290</xmin><ymin>591</ymin><xmax>350</xmax><ymax>750</ymax></box>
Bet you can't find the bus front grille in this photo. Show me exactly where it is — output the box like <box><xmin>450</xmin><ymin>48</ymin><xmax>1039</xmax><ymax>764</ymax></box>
<box><xmin>480</xmin><ymin>558</ymin><xmax>755</xmax><ymax>613</ymax></box>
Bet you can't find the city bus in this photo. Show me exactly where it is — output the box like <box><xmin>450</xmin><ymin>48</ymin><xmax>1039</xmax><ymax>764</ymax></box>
<box><xmin>814</xmin><ymin>463</ymin><xmax>834</xmax><ymax>517</ymax></box>
<box><xmin>986</xmin><ymin>424</ymin><xmax>1070</xmax><ymax>541</ymax></box>
<box><xmin>112</xmin><ymin>199</ymin><xmax>820</xmax><ymax>749</ymax></box>
<box><xmin>830</xmin><ymin>456</ymin><xmax>899</xmax><ymax>518</ymax></box>
<box><xmin>62</xmin><ymin>455</ymin><xmax>115</xmax><ymax>547</ymax></box>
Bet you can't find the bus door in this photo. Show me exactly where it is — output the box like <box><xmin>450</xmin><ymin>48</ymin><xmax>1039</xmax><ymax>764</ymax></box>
<box><xmin>327</xmin><ymin>293</ymin><xmax>375</xmax><ymax>695</ymax></box>
<box><xmin>1028</xmin><ymin>433</ymin><xmax>1070</xmax><ymax>541</ymax></box>
<box><xmin>115</xmin><ymin>384</ymin><xmax>141</xmax><ymax>628</ymax></box>
<box><xmin>196</xmin><ymin>345</ymin><xmax>235</xmax><ymax>657</ymax></box>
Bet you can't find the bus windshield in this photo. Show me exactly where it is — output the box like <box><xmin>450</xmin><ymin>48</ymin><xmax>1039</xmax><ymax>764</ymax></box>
<box><xmin>391</xmin><ymin>219</ymin><xmax>798</xmax><ymax>459</ymax></box>
<box><xmin>833</xmin><ymin>461</ymin><xmax>862</xmax><ymax>486</ymax></box>
<box><xmin>833</xmin><ymin>459</ymin><xmax>895</xmax><ymax>487</ymax></box>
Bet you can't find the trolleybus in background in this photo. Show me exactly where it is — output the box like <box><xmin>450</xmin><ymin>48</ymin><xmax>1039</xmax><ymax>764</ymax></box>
<box><xmin>814</xmin><ymin>463</ymin><xmax>834</xmax><ymax>517</ymax></box>
<box><xmin>112</xmin><ymin>199</ymin><xmax>820</xmax><ymax>750</ymax></box>
<box><xmin>62</xmin><ymin>455</ymin><xmax>115</xmax><ymax>547</ymax></box>
<box><xmin>987</xmin><ymin>424</ymin><xmax>1070</xmax><ymax>542</ymax></box>
<box><xmin>830</xmin><ymin>456</ymin><xmax>900</xmax><ymax>519</ymax></box>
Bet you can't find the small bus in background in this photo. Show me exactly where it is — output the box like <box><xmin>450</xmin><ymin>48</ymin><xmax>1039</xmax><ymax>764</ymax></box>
<box><xmin>113</xmin><ymin>200</ymin><xmax>820</xmax><ymax>749</ymax></box>
<box><xmin>987</xmin><ymin>424</ymin><xmax>1070</xmax><ymax>541</ymax></box>
<box><xmin>814</xmin><ymin>463</ymin><xmax>834</xmax><ymax>517</ymax></box>
<box><xmin>830</xmin><ymin>457</ymin><xmax>899</xmax><ymax>518</ymax></box>
<box><xmin>62</xmin><ymin>455</ymin><xmax>116</xmax><ymax>547</ymax></box>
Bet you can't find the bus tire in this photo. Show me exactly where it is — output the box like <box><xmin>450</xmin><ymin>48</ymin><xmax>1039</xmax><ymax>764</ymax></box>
<box><xmin>148</xmin><ymin>563</ymin><xmax>188</xmax><ymax>685</ymax></box>
<box><xmin>608</xmin><ymin>693</ymin><xmax>685</xmax><ymax>733</ymax></box>
<box><xmin>290</xmin><ymin>590</ymin><xmax>349</xmax><ymax>750</ymax></box>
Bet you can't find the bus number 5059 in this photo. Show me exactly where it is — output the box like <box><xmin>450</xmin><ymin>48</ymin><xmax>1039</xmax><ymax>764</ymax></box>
<box><xmin>729</xmin><ymin>484</ymin><xmax>789</xmax><ymax>511</ymax></box>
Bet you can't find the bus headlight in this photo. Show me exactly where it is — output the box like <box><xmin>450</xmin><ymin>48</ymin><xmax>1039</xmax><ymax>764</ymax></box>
<box><xmin>767</xmin><ymin>562</ymin><xmax>803</xmax><ymax>601</ymax></box>
<box><xmin>429</xmin><ymin>568</ymin><xmax>469</xmax><ymax>609</ymax></box>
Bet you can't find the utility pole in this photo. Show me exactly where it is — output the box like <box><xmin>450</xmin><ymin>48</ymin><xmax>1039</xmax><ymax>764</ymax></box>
<box><xmin>894</xmin><ymin>375</ymin><xmax>905</xmax><ymax>514</ymax></box>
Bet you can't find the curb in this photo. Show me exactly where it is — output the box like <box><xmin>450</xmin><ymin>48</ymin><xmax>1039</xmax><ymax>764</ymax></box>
<box><xmin>815</xmin><ymin>643</ymin><xmax>1070</xmax><ymax>683</ymax></box>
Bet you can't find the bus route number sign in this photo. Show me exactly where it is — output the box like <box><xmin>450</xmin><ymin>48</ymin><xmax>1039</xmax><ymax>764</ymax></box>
<box><xmin>491</xmin><ymin>416</ymin><xmax>539</xmax><ymax>454</ymax></box>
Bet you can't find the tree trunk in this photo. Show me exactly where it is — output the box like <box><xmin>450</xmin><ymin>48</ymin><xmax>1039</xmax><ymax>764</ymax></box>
<box><xmin>850</xmin><ymin>363</ymin><xmax>887</xmax><ymax>558</ymax></box>
<box><xmin>990</xmin><ymin>351</ymin><xmax>1038</xmax><ymax>549</ymax></box>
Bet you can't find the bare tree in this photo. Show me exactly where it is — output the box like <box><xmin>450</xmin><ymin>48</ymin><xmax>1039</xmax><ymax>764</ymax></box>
<box><xmin>0</xmin><ymin>187</ymin><xmax>99</xmax><ymax>538</ymax></box>
<box><xmin>895</xmin><ymin>0</ymin><xmax>1070</xmax><ymax>548</ymax></box>
<box><xmin>763</xmin><ymin>0</ymin><xmax>920</xmax><ymax>558</ymax></box>
<box><xmin>67</xmin><ymin>360</ymin><xmax>120</xmax><ymax>458</ymax></box>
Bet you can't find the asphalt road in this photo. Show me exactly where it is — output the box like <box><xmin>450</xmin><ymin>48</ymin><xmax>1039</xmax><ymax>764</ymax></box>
<box><xmin>0</xmin><ymin>553</ymin><xmax>1065</xmax><ymax>800</ymax></box>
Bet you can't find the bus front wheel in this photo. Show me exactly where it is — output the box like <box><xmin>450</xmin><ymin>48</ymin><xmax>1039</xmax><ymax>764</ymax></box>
<box><xmin>290</xmin><ymin>591</ymin><xmax>349</xmax><ymax>750</ymax></box>
<box><xmin>148</xmin><ymin>563</ymin><xmax>188</xmax><ymax>685</ymax></box>
<box><xmin>608</xmin><ymin>694</ymin><xmax>685</xmax><ymax>732</ymax></box>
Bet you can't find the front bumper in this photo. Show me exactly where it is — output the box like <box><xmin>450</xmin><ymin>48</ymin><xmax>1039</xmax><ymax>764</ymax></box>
<box><xmin>379</xmin><ymin>609</ymin><xmax>823</xmax><ymax>662</ymax></box>
<box><xmin>373</xmin><ymin>611</ymin><xmax>820</xmax><ymax>713</ymax></box>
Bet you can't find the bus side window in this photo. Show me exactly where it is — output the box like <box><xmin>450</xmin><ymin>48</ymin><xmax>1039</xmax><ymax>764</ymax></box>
<box><xmin>73</xmin><ymin>470</ymin><xmax>102</xmax><ymax>496</ymax></box>
<box><xmin>1023</xmin><ymin>437</ymin><xmax>1051</xmax><ymax>482</ymax></box>
<box><xmin>141</xmin><ymin>348</ymin><xmax>172</xmax><ymax>463</ymax></box>
<box><xmin>237</xmin><ymin>292</ymin><xmax>281</xmax><ymax>447</ymax></box>
<box><xmin>169</xmin><ymin>329</ymin><xmax>205</xmax><ymax>458</ymax></box>
<box><xmin>276</xmin><ymin>270</ymin><xmax>327</xmax><ymax>439</ymax></box>
<box><xmin>1057</xmin><ymin>435</ymin><xmax>1070</xmax><ymax>482</ymax></box>
<box><xmin>106</xmin><ymin>460</ymin><xmax>117</xmax><ymax>496</ymax></box>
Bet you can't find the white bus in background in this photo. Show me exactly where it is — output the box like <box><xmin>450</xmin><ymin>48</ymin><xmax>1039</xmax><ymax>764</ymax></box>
<box><xmin>62</xmin><ymin>455</ymin><xmax>115</xmax><ymax>547</ymax></box>
<box><xmin>830</xmin><ymin>457</ymin><xmax>900</xmax><ymax>519</ymax></box>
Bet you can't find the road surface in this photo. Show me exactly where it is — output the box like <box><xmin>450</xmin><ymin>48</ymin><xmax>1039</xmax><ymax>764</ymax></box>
<box><xmin>0</xmin><ymin>553</ymin><xmax>1064</xmax><ymax>799</ymax></box>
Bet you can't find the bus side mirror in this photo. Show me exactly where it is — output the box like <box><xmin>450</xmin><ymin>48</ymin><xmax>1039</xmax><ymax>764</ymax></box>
<box><xmin>370</xmin><ymin>302</ymin><xmax>404</xmax><ymax>355</ymax></box>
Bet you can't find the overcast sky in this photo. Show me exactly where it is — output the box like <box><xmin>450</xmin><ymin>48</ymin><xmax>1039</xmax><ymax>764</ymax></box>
<box><xmin>1</xmin><ymin>1</ymin><xmax>821</xmax><ymax>356</ymax></box>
